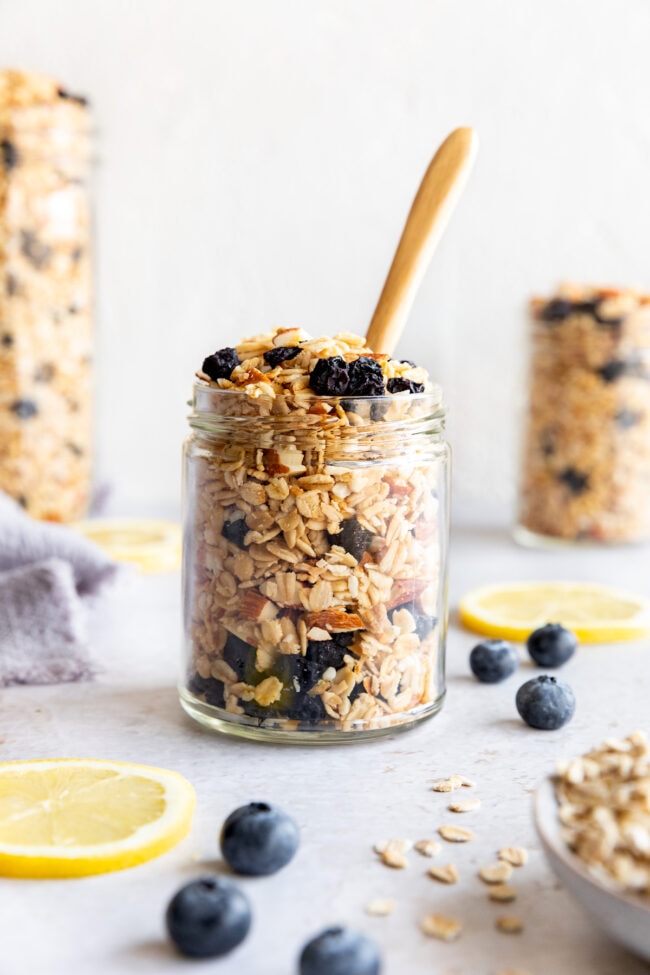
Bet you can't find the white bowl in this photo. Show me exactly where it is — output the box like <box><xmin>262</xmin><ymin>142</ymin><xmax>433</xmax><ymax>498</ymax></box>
<box><xmin>534</xmin><ymin>778</ymin><xmax>650</xmax><ymax>962</ymax></box>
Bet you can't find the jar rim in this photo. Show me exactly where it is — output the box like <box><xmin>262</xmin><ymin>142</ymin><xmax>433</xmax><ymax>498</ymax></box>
<box><xmin>191</xmin><ymin>377</ymin><xmax>446</xmax><ymax>411</ymax></box>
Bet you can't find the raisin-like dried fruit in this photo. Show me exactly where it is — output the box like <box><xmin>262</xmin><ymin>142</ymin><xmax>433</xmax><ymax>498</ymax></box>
<box><xmin>263</xmin><ymin>346</ymin><xmax>300</xmax><ymax>368</ymax></box>
<box><xmin>305</xmin><ymin>640</ymin><xmax>348</xmax><ymax>671</ymax></box>
<box><xmin>222</xmin><ymin>633</ymin><xmax>256</xmax><ymax>680</ymax></box>
<box><xmin>557</xmin><ymin>466</ymin><xmax>589</xmax><ymax>495</ymax></box>
<box><xmin>1</xmin><ymin>139</ymin><xmax>18</xmax><ymax>171</ymax></box>
<box><xmin>1</xmin><ymin>333</ymin><xmax>13</xmax><ymax>348</ymax></box>
<box><xmin>387</xmin><ymin>377</ymin><xmax>425</xmax><ymax>394</ymax></box>
<box><xmin>309</xmin><ymin>356</ymin><xmax>350</xmax><ymax>396</ymax></box>
<box><xmin>221</xmin><ymin>518</ymin><xmax>248</xmax><ymax>549</ymax></box>
<box><xmin>202</xmin><ymin>347</ymin><xmax>240</xmax><ymax>382</ymax></box>
<box><xmin>329</xmin><ymin>517</ymin><xmax>373</xmax><ymax>561</ymax></box>
<box><xmin>346</xmin><ymin>356</ymin><xmax>385</xmax><ymax>396</ymax></box>
<box><xmin>10</xmin><ymin>399</ymin><xmax>38</xmax><ymax>419</ymax></box>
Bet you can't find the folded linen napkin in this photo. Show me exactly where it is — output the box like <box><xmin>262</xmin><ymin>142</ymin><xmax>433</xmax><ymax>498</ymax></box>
<box><xmin>0</xmin><ymin>492</ymin><xmax>118</xmax><ymax>686</ymax></box>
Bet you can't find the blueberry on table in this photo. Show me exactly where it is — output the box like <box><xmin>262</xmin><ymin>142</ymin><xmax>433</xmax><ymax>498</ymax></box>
<box><xmin>202</xmin><ymin>347</ymin><xmax>240</xmax><ymax>382</ymax></box>
<box><xmin>526</xmin><ymin>623</ymin><xmax>577</xmax><ymax>668</ymax></box>
<box><xmin>309</xmin><ymin>356</ymin><xmax>350</xmax><ymax>396</ymax></box>
<box><xmin>328</xmin><ymin>517</ymin><xmax>373</xmax><ymax>562</ymax></box>
<box><xmin>516</xmin><ymin>675</ymin><xmax>575</xmax><ymax>730</ymax></box>
<box><xmin>220</xmin><ymin>802</ymin><xmax>299</xmax><ymax>876</ymax></box>
<box><xmin>299</xmin><ymin>926</ymin><xmax>382</xmax><ymax>975</ymax></box>
<box><xmin>263</xmin><ymin>345</ymin><xmax>300</xmax><ymax>367</ymax></box>
<box><xmin>387</xmin><ymin>377</ymin><xmax>425</xmax><ymax>394</ymax></box>
<box><xmin>166</xmin><ymin>876</ymin><xmax>251</xmax><ymax>958</ymax></box>
<box><xmin>346</xmin><ymin>357</ymin><xmax>386</xmax><ymax>397</ymax></box>
<box><xmin>469</xmin><ymin>639</ymin><xmax>518</xmax><ymax>683</ymax></box>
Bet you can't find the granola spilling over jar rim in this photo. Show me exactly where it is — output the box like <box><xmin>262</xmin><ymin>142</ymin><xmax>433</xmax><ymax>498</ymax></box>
<box><xmin>181</xmin><ymin>327</ymin><xmax>450</xmax><ymax>742</ymax></box>
<box><xmin>0</xmin><ymin>70</ymin><xmax>93</xmax><ymax>522</ymax></box>
<box><xmin>517</xmin><ymin>283</ymin><xmax>650</xmax><ymax>545</ymax></box>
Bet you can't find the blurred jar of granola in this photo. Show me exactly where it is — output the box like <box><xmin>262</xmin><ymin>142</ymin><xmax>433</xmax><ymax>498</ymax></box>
<box><xmin>0</xmin><ymin>70</ymin><xmax>94</xmax><ymax>521</ymax></box>
<box><xmin>182</xmin><ymin>384</ymin><xmax>449</xmax><ymax>742</ymax></box>
<box><xmin>516</xmin><ymin>284</ymin><xmax>650</xmax><ymax>545</ymax></box>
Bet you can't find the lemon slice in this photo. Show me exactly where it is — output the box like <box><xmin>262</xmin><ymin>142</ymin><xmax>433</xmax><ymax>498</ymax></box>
<box><xmin>0</xmin><ymin>758</ymin><xmax>195</xmax><ymax>878</ymax></box>
<box><xmin>73</xmin><ymin>519</ymin><xmax>182</xmax><ymax>573</ymax></box>
<box><xmin>458</xmin><ymin>581</ymin><xmax>650</xmax><ymax>643</ymax></box>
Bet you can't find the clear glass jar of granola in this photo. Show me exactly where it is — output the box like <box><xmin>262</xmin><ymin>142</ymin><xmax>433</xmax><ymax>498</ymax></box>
<box><xmin>517</xmin><ymin>284</ymin><xmax>650</xmax><ymax>545</ymax></box>
<box><xmin>0</xmin><ymin>70</ymin><xmax>94</xmax><ymax>522</ymax></box>
<box><xmin>181</xmin><ymin>337</ymin><xmax>449</xmax><ymax>742</ymax></box>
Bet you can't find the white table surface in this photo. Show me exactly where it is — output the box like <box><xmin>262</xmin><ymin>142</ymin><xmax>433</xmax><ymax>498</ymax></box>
<box><xmin>2</xmin><ymin>508</ymin><xmax>650</xmax><ymax>975</ymax></box>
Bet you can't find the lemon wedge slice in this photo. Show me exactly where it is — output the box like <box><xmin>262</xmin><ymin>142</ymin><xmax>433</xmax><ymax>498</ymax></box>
<box><xmin>0</xmin><ymin>758</ymin><xmax>195</xmax><ymax>878</ymax></box>
<box><xmin>73</xmin><ymin>519</ymin><xmax>182</xmax><ymax>573</ymax></box>
<box><xmin>458</xmin><ymin>581</ymin><xmax>650</xmax><ymax>643</ymax></box>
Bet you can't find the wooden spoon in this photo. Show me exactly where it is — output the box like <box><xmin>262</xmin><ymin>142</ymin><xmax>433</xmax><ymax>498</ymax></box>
<box><xmin>365</xmin><ymin>126</ymin><xmax>478</xmax><ymax>356</ymax></box>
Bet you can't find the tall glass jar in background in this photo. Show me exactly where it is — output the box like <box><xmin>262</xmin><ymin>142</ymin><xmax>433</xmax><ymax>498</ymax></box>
<box><xmin>0</xmin><ymin>70</ymin><xmax>94</xmax><ymax>522</ymax></box>
<box><xmin>517</xmin><ymin>285</ymin><xmax>650</xmax><ymax>545</ymax></box>
<box><xmin>182</xmin><ymin>384</ymin><xmax>450</xmax><ymax>742</ymax></box>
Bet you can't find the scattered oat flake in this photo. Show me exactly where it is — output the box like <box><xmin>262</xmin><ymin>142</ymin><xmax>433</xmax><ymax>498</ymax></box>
<box><xmin>432</xmin><ymin>774</ymin><xmax>474</xmax><ymax>793</ymax></box>
<box><xmin>498</xmin><ymin>847</ymin><xmax>528</xmax><ymax>867</ymax></box>
<box><xmin>415</xmin><ymin>839</ymin><xmax>441</xmax><ymax>858</ymax></box>
<box><xmin>439</xmin><ymin>825</ymin><xmax>474</xmax><ymax>843</ymax></box>
<box><xmin>376</xmin><ymin>838</ymin><xmax>411</xmax><ymax>868</ymax></box>
<box><xmin>428</xmin><ymin>863</ymin><xmax>459</xmax><ymax>884</ymax></box>
<box><xmin>488</xmin><ymin>884</ymin><xmax>517</xmax><ymax>902</ymax></box>
<box><xmin>421</xmin><ymin>913</ymin><xmax>462</xmax><ymax>941</ymax></box>
<box><xmin>496</xmin><ymin>915</ymin><xmax>524</xmax><ymax>934</ymax></box>
<box><xmin>366</xmin><ymin>898</ymin><xmax>395</xmax><ymax>917</ymax></box>
<box><xmin>479</xmin><ymin>861</ymin><xmax>513</xmax><ymax>884</ymax></box>
<box><xmin>449</xmin><ymin>798</ymin><xmax>481</xmax><ymax>813</ymax></box>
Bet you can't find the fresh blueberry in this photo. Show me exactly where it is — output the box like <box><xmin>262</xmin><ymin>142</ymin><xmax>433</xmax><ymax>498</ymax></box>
<box><xmin>346</xmin><ymin>357</ymin><xmax>385</xmax><ymax>397</ymax></box>
<box><xmin>299</xmin><ymin>926</ymin><xmax>381</xmax><ymax>975</ymax></box>
<box><xmin>202</xmin><ymin>347</ymin><xmax>240</xmax><ymax>382</ymax></box>
<box><xmin>165</xmin><ymin>876</ymin><xmax>251</xmax><ymax>958</ymax></box>
<box><xmin>263</xmin><ymin>345</ymin><xmax>300</xmax><ymax>367</ymax></box>
<box><xmin>328</xmin><ymin>517</ymin><xmax>373</xmax><ymax>562</ymax></box>
<box><xmin>469</xmin><ymin>639</ymin><xmax>519</xmax><ymax>683</ymax></box>
<box><xmin>309</xmin><ymin>356</ymin><xmax>350</xmax><ymax>396</ymax></box>
<box><xmin>220</xmin><ymin>802</ymin><xmax>299</xmax><ymax>876</ymax></box>
<box><xmin>516</xmin><ymin>675</ymin><xmax>575</xmax><ymax>730</ymax></box>
<box><xmin>387</xmin><ymin>377</ymin><xmax>425</xmax><ymax>394</ymax></box>
<box><xmin>526</xmin><ymin>623</ymin><xmax>577</xmax><ymax>668</ymax></box>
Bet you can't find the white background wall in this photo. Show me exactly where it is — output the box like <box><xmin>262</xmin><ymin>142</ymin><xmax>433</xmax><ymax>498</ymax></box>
<box><xmin>2</xmin><ymin>0</ymin><xmax>650</xmax><ymax>513</ymax></box>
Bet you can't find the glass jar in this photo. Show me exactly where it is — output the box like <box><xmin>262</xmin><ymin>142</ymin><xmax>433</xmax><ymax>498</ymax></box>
<box><xmin>181</xmin><ymin>382</ymin><xmax>449</xmax><ymax>742</ymax></box>
<box><xmin>516</xmin><ymin>286</ymin><xmax>650</xmax><ymax>545</ymax></box>
<box><xmin>0</xmin><ymin>71</ymin><xmax>94</xmax><ymax>521</ymax></box>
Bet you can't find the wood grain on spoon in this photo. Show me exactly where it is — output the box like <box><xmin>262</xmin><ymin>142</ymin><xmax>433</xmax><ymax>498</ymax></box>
<box><xmin>366</xmin><ymin>127</ymin><xmax>478</xmax><ymax>356</ymax></box>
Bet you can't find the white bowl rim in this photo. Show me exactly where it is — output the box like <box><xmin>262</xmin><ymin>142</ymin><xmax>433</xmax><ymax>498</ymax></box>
<box><xmin>534</xmin><ymin>776</ymin><xmax>650</xmax><ymax>916</ymax></box>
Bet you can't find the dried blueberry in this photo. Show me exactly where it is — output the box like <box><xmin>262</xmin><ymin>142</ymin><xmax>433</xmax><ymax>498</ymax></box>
<box><xmin>305</xmin><ymin>640</ymin><xmax>348</xmax><ymax>671</ymax></box>
<box><xmin>598</xmin><ymin>360</ymin><xmax>628</xmax><ymax>383</ymax></box>
<box><xmin>616</xmin><ymin>408</ymin><xmax>643</xmax><ymax>429</ymax></box>
<box><xmin>329</xmin><ymin>517</ymin><xmax>373</xmax><ymax>561</ymax></box>
<box><xmin>263</xmin><ymin>346</ymin><xmax>300</xmax><ymax>367</ymax></box>
<box><xmin>166</xmin><ymin>876</ymin><xmax>251</xmax><ymax>958</ymax></box>
<box><xmin>387</xmin><ymin>377</ymin><xmax>425</xmax><ymax>394</ymax></box>
<box><xmin>202</xmin><ymin>347</ymin><xmax>240</xmax><ymax>382</ymax></box>
<box><xmin>309</xmin><ymin>356</ymin><xmax>350</xmax><ymax>396</ymax></box>
<box><xmin>188</xmin><ymin>673</ymin><xmax>226</xmax><ymax>708</ymax></box>
<box><xmin>346</xmin><ymin>357</ymin><xmax>385</xmax><ymax>397</ymax></box>
<box><xmin>299</xmin><ymin>926</ymin><xmax>381</xmax><ymax>975</ymax></box>
<box><xmin>540</xmin><ymin>298</ymin><xmax>573</xmax><ymax>322</ymax></box>
<box><xmin>221</xmin><ymin>518</ymin><xmax>248</xmax><ymax>549</ymax></box>
<box><xmin>10</xmin><ymin>399</ymin><xmax>38</xmax><ymax>419</ymax></box>
<box><xmin>20</xmin><ymin>231</ymin><xmax>52</xmax><ymax>270</ymax></box>
<box><xmin>557</xmin><ymin>466</ymin><xmax>589</xmax><ymax>495</ymax></box>
<box><xmin>1</xmin><ymin>139</ymin><xmax>18</xmax><ymax>171</ymax></box>
<box><xmin>220</xmin><ymin>801</ymin><xmax>300</xmax><ymax>876</ymax></box>
<box><xmin>291</xmin><ymin>693</ymin><xmax>328</xmax><ymax>724</ymax></box>
<box><xmin>1</xmin><ymin>333</ymin><xmax>13</xmax><ymax>348</ymax></box>
<box><xmin>222</xmin><ymin>632</ymin><xmax>255</xmax><ymax>681</ymax></box>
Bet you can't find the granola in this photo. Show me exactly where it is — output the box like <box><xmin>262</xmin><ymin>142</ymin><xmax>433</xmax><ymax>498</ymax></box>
<box><xmin>518</xmin><ymin>283</ymin><xmax>650</xmax><ymax>543</ymax></box>
<box><xmin>0</xmin><ymin>70</ymin><xmax>93</xmax><ymax>521</ymax></box>
<box><xmin>182</xmin><ymin>328</ymin><xmax>448</xmax><ymax>736</ymax></box>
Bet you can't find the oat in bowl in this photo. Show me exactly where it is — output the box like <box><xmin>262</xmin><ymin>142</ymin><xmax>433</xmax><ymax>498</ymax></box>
<box><xmin>534</xmin><ymin>731</ymin><xmax>650</xmax><ymax>961</ymax></box>
<box><xmin>180</xmin><ymin>328</ymin><xmax>449</xmax><ymax>741</ymax></box>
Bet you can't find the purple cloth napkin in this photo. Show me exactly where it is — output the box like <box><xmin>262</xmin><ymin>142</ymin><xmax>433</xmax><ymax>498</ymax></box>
<box><xmin>0</xmin><ymin>492</ymin><xmax>118</xmax><ymax>686</ymax></box>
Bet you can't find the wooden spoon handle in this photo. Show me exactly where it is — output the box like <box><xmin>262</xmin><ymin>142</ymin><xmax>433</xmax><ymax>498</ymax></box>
<box><xmin>365</xmin><ymin>126</ymin><xmax>478</xmax><ymax>356</ymax></box>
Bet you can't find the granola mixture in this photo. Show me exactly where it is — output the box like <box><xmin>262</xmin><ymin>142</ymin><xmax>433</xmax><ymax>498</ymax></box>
<box><xmin>554</xmin><ymin>730</ymin><xmax>650</xmax><ymax>894</ymax></box>
<box><xmin>182</xmin><ymin>328</ymin><xmax>448</xmax><ymax>735</ymax></box>
<box><xmin>518</xmin><ymin>284</ymin><xmax>650</xmax><ymax>543</ymax></box>
<box><xmin>0</xmin><ymin>70</ymin><xmax>93</xmax><ymax>521</ymax></box>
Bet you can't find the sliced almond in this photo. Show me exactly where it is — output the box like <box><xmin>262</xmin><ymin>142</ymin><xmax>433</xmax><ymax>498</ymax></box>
<box><xmin>238</xmin><ymin>590</ymin><xmax>278</xmax><ymax>622</ymax></box>
<box><xmin>496</xmin><ymin>915</ymin><xmax>524</xmax><ymax>934</ymax></box>
<box><xmin>365</xmin><ymin>898</ymin><xmax>395</xmax><ymax>917</ymax></box>
<box><xmin>439</xmin><ymin>825</ymin><xmax>474</xmax><ymax>843</ymax></box>
<box><xmin>479</xmin><ymin>861</ymin><xmax>513</xmax><ymax>885</ymax></box>
<box><xmin>304</xmin><ymin>609</ymin><xmax>365</xmax><ymax>632</ymax></box>
<box><xmin>488</xmin><ymin>884</ymin><xmax>517</xmax><ymax>902</ymax></box>
<box><xmin>498</xmin><ymin>846</ymin><xmax>528</xmax><ymax>867</ymax></box>
<box><xmin>449</xmin><ymin>798</ymin><xmax>481</xmax><ymax>813</ymax></box>
<box><xmin>421</xmin><ymin>913</ymin><xmax>462</xmax><ymax>941</ymax></box>
<box><xmin>428</xmin><ymin>863</ymin><xmax>459</xmax><ymax>884</ymax></box>
<box><xmin>414</xmin><ymin>839</ymin><xmax>441</xmax><ymax>858</ymax></box>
